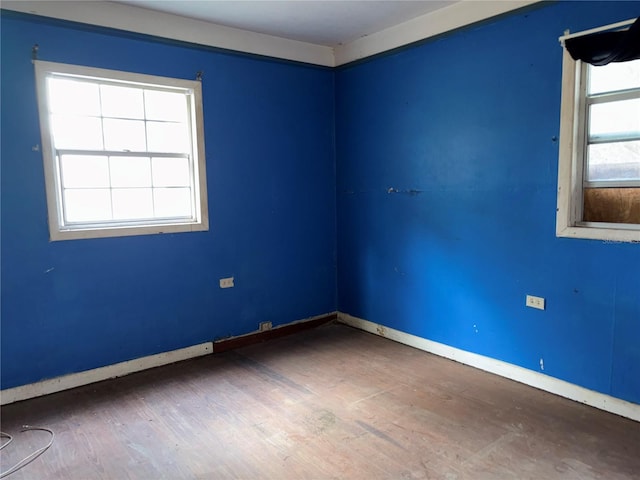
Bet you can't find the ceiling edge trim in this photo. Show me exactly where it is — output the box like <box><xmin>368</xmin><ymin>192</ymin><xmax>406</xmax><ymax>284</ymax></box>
<box><xmin>334</xmin><ymin>0</ymin><xmax>542</xmax><ymax>66</ymax></box>
<box><xmin>1</xmin><ymin>0</ymin><xmax>336</xmax><ymax>67</ymax></box>
<box><xmin>2</xmin><ymin>1</ymin><xmax>543</xmax><ymax>68</ymax></box>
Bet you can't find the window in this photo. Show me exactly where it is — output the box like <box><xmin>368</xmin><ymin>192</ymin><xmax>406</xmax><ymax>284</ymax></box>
<box><xmin>34</xmin><ymin>61</ymin><xmax>208</xmax><ymax>241</ymax></box>
<box><xmin>556</xmin><ymin>21</ymin><xmax>640</xmax><ymax>242</ymax></box>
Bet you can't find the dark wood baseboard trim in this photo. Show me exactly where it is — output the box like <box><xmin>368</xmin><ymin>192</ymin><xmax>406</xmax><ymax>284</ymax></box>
<box><xmin>213</xmin><ymin>313</ymin><xmax>337</xmax><ymax>353</ymax></box>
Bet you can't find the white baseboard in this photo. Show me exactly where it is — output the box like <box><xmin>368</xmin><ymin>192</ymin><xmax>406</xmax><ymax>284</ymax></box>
<box><xmin>0</xmin><ymin>342</ymin><xmax>213</xmax><ymax>406</ymax></box>
<box><xmin>0</xmin><ymin>312</ymin><xmax>337</xmax><ymax>405</ymax></box>
<box><xmin>338</xmin><ymin>312</ymin><xmax>640</xmax><ymax>423</ymax></box>
<box><xmin>6</xmin><ymin>311</ymin><xmax>636</xmax><ymax>421</ymax></box>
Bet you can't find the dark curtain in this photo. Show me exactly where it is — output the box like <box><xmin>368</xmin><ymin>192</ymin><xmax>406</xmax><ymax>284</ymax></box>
<box><xmin>565</xmin><ymin>17</ymin><xmax>640</xmax><ymax>66</ymax></box>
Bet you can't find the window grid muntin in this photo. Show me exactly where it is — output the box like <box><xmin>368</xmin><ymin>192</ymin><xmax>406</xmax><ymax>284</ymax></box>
<box><xmin>556</xmin><ymin>29</ymin><xmax>640</xmax><ymax>241</ymax></box>
<box><xmin>582</xmin><ymin>62</ymin><xmax>640</xmax><ymax>189</ymax></box>
<box><xmin>35</xmin><ymin>60</ymin><xmax>208</xmax><ymax>241</ymax></box>
<box><xmin>46</xmin><ymin>77</ymin><xmax>192</xmax><ymax>154</ymax></box>
<box><xmin>45</xmin><ymin>72</ymin><xmax>198</xmax><ymax>230</ymax></box>
<box><xmin>57</xmin><ymin>151</ymin><xmax>195</xmax><ymax>227</ymax></box>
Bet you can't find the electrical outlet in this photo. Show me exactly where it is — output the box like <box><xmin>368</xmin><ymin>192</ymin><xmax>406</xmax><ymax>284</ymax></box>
<box><xmin>526</xmin><ymin>294</ymin><xmax>545</xmax><ymax>310</ymax></box>
<box><xmin>259</xmin><ymin>321</ymin><xmax>272</xmax><ymax>332</ymax></box>
<box><xmin>219</xmin><ymin>277</ymin><xmax>234</xmax><ymax>289</ymax></box>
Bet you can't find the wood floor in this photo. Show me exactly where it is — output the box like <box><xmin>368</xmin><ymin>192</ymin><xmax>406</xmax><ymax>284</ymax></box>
<box><xmin>1</xmin><ymin>323</ymin><xmax>639</xmax><ymax>479</ymax></box>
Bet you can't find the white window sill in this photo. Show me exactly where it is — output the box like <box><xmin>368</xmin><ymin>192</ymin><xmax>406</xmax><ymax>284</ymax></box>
<box><xmin>51</xmin><ymin>220</ymin><xmax>209</xmax><ymax>241</ymax></box>
<box><xmin>556</xmin><ymin>224</ymin><xmax>640</xmax><ymax>243</ymax></box>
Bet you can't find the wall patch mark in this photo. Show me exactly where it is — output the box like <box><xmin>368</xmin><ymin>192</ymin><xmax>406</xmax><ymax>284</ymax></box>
<box><xmin>387</xmin><ymin>187</ymin><xmax>423</xmax><ymax>196</ymax></box>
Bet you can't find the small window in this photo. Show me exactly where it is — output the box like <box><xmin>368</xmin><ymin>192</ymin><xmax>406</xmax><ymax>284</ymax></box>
<box><xmin>34</xmin><ymin>61</ymin><xmax>208</xmax><ymax>241</ymax></box>
<box><xmin>556</xmin><ymin>22</ymin><xmax>640</xmax><ymax>242</ymax></box>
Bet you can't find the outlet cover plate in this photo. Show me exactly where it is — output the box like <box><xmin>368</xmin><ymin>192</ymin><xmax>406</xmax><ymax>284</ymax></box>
<box><xmin>526</xmin><ymin>294</ymin><xmax>545</xmax><ymax>310</ymax></box>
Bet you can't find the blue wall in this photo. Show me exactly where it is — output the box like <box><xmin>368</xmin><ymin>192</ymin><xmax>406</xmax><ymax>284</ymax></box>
<box><xmin>1</xmin><ymin>13</ymin><xmax>337</xmax><ymax>389</ymax></box>
<box><xmin>336</xmin><ymin>1</ymin><xmax>640</xmax><ymax>405</ymax></box>
<box><xmin>2</xmin><ymin>3</ymin><xmax>639</xmax><ymax>407</ymax></box>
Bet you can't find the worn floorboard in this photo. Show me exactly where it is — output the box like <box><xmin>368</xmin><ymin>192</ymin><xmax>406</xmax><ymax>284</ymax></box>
<box><xmin>1</xmin><ymin>323</ymin><xmax>639</xmax><ymax>479</ymax></box>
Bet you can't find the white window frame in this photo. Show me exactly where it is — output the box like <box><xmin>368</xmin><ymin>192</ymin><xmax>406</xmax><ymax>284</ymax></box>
<box><xmin>34</xmin><ymin>60</ymin><xmax>209</xmax><ymax>241</ymax></box>
<box><xmin>556</xmin><ymin>22</ymin><xmax>640</xmax><ymax>243</ymax></box>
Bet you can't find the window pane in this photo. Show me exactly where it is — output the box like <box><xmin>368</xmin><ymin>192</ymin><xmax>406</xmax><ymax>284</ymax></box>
<box><xmin>152</xmin><ymin>157</ymin><xmax>191</xmax><ymax>187</ymax></box>
<box><xmin>153</xmin><ymin>188</ymin><xmax>192</xmax><ymax>218</ymax></box>
<box><xmin>110</xmin><ymin>156</ymin><xmax>152</xmax><ymax>187</ymax></box>
<box><xmin>589</xmin><ymin>99</ymin><xmax>640</xmax><ymax>141</ymax></box>
<box><xmin>51</xmin><ymin>115</ymin><xmax>104</xmax><ymax>150</ymax></box>
<box><xmin>60</xmin><ymin>155</ymin><xmax>109</xmax><ymax>188</ymax></box>
<box><xmin>103</xmin><ymin>118</ymin><xmax>147</xmax><ymax>151</ymax></box>
<box><xmin>145</xmin><ymin>90</ymin><xmax>188</xmax><ymax>121</ymax></box>
<box><xmin>64</xmin><ymin>189</ymin><xmax>112</xmax><ymax>222</ymax></box>
<box><xmin>587</xmin><ymin>141</ymin><xmax>640</xmax><ymax>182</ymax></box>
<box><xmin>37</xmin><ymin>62</ymin><xmax>208</xmax><ymax>238</ymax></box>
<box><xmin>588</xmin><ymin>59</ymin><xmax>640</xmax><ymax>95</ymax></box>
<box><xmin>47</xmin><ymin>78</ymin><xmax>101</xmax><ymax>116</ymax></box>
<box><xmin>100</xmin><ymin>85</ymin><xmax>144</xmax><ymax>119</ymax></box>
<box><xmin>146</xmin><ymin>121</ymin><xmax>189</xmax><ymax>153</ymax></box>
<box><xmin>112</xmin><ymin>188</ymin><xmax>153</xmax><ymax>220</ymax></box>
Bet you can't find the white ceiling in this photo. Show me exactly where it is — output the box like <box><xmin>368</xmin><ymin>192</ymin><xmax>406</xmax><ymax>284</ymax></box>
<box><xmin>117</xmin><ymin>0</ymin><xmax>458</xmax><ymax>47</ymax></box>
<box><xmin>3</xmin><ymin>1</ymin><xmax>540</xmax><ymax>66</ymax></box>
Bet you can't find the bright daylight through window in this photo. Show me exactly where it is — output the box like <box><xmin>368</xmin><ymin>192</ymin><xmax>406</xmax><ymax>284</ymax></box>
<box><xmin>35</xmin><ymin>61</ymin><xmax>208</xmax><ymax>241</ymax></box>
<box><xmin>556</xmin><ymin>19</ymin><xmax>640</xmax><ymax>242</ymax></box>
